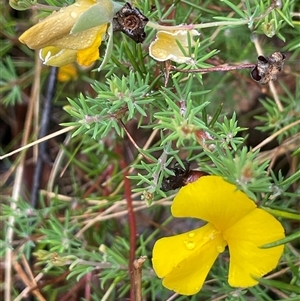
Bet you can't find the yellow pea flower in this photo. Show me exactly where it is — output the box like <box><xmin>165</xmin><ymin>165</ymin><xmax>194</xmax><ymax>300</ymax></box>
<box><xmin>149</xmin><ymin>29</ymin><xmax>200</xmax><ymax>63</ymax></box>
<box><xmin>19</xmin><ymin>0</ymin><xmax>115</xmax><ymax>67</ymax></box>
<box><xmin>152</xmin><ymin>176</ymin><xmax>285</xmax><ymax>295</ymax></box>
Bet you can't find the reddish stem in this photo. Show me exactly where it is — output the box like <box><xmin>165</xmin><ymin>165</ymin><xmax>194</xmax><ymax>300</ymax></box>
<box><xmin>85</xmin><ymin>272</ymin><xmax>92</xmax><ymax>300</ymax></box>
<box><xmin>117</xmin><ymin>145</ymin><xmax>137</xmax><ymax>301</ymax></box>
<box><xmin>58</xmin><ymin>275</ymin><xmax>86</xmax><ymax>301</ymax></box>
<box><xmin>171</xmin><ymin>63</ymin><xmax>256</xmax><ymax>74</ymax></box>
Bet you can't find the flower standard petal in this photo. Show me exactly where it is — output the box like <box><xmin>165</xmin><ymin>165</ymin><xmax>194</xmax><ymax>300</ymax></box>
<box><xmin>224</xmin><ymin>208</ymin><xmax>285</xmax><ymax>287</ymax></box>
<box><xmin>50</xmin><ymin>25</ymin><xmax>106</xmax><ymax>50</ymax></box>
<box><xmin>172</xmin><ymin>176</ymin><xmax>256</xmax><ymax>231</ymax></box>
<box><xmin>149</xmin><ymin>29</ymin><xmax>199</xmax><ymax>63</ymax></box>
<box><xmin>19</xmin><ymin>0</ymin><xmax>97</xmax><ymax>49</ymax></box>
<box><xmin>152</xmin><ymin>224</ymin><xmax>227</xmax><ymax>295</ymax></box>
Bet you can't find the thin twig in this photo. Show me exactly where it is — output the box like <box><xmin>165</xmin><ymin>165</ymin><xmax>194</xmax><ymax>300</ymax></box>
<box><xmin>253</xmin><ymin>119</ymin><xmax>300</xmax><ymax>152</ymax></box>
<box><xmin>119</xmin><ymin>119</ymin><xmax>155</xmax><ymax>163</ymax></box>
<box><xmin>171</xmin><ymin>63</ymin><xmax>256</xmax><ymax>74</ymax></box>
<box><xmin>13</xmin><ymin>273</ymin><xmax>44</xmax><ymax>301</ymax></box>
<box><xmin>5</xmin><ymin>55</ymin><xmax>42</xmax><ymax>301</ymax></box>
<box><xmin>210</xmin><ymin>2</ymin><xmax>240</xmax><ymax>41</ymax></box>
<box><xmin>133</xmin><ymin>256</ymin><xmax>147</xmax><ymax>301</ymax></box>
<box><xmin>12</xmin><ymin>258</ymin><xmax>46</xmax><ymax>301</ymax></box>
<box><xmin>147</xmin><ymin>0</ymin><xmax>280</xmax><ymax>31</ymax></box>
<box><xmin>100</xmin><ymin>281</ymin><xmax>117</xmax><ymax>301</ymax></box>
<box><xmin>256</xmin><ymin>133</ymin><xmax>300</xmax><ymax>164</ymax></box>
<box><xmin>165</xmin><ymin>293</ymin><xmax>180</xmax><ymax>301</ymax></box>
<box><xmin>57</xmin><ymin>276</ymin><xmax>86</xmax><ymax>301</ymax></box>
<box><xmin>47</xmin><ymin>133</ymin><xmax>72</xmax><ymax>192</ymax></box>
<box><xmin>102</xmin><ymin>128</ymin><xmax>159</xmax><ymax>196</ymax></box>
<box><xmin>75</xmin><ymin>197</ymin><xmax>173</xmax><ymax>236</ymax></box>
<box><xmin>146</xmin><ymin>19</ymin><xmax>249</xmax><ymax>31</ymax></box>
<box><xmin>210</xmin><ymin>294</ymin><xmax>229</xmax><ymax>301</ymax></box>
<box><xmin>0</xmin><ymin>126</ymin><xmax>75</xmax><ymax>160</ymax></box>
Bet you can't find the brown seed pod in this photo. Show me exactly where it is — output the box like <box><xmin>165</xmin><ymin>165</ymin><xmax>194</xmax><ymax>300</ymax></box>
<box><xmin>251</xmin><ymin>52</ymin><xmax>286</xmax><ymax>84</ymax></box>
<box><xmin>113</xmin><ymin>2</ymin><xmax>149</xmax><ymax>43</ymax></box>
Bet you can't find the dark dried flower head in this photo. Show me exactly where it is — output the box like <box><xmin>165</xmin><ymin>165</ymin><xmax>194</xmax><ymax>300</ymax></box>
<box><xmin>251</xmin><ymin>52</ymin><xmax>286</xmax><ymax>84</ymax></box>
<box><xmin>161</xmin><ymin>160</ymin><xmax>208</xmax><ymax>192</ymax></box>
<box><xmin>113</xmin><ymin>2</ymin><xmax>148</xmax><ymax>43</ymax></box>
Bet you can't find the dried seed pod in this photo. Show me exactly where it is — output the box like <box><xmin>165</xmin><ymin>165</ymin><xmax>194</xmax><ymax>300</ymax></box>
<box><xmin>251</xmin><ymin>52</ymin><xmax>286</xmax><ymax>84</ymax></box>
<box><xmin>113</xmin><ymin>2</ymin><xmax>148</xmax><ymax>43</ymax></box>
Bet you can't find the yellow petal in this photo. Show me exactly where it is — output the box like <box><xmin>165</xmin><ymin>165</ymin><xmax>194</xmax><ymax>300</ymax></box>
<box><xmin>224</xmin><ymin>208</ymin><xmax>285</xmax><ymax>287</ymax></box>
<box><xmin>152</xmin><ymin>224</ymin><xmax>226</xmax><ymax>295</ymax></box>
<box><xmin>57</xmin><ymin>64</ymin><xmax>78</xmax><ymax>82</ymax></box>
<box><xmin>51</xmin><ymin>24</ymin><xmax>107</xmax><ymax>50</ymax></box>
<box><xmin>172</xmin><ymin>176</ymin><xmax>257</xmax><ymax>232</ymax></box>
<box><xmin>19</xmin><ymin>0</ymin><xmax>97</xmax><ymax>49</ymax></box>
<box><xmin>76</xmin><ymin>25</ymin><xmax>106</xmax><ymax>66</ymax></box>
<box><xmin>149</xmin><ymin>29</ymin><xmax>199</xmax><ymax>63</ymax></box>
<box><xmin>40</xmin><ymin>47</ymin><xmax>77</xmax><ymax>67</ymax></box>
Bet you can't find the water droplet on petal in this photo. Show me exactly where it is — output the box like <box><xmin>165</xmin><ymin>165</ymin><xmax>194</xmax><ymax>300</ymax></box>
<box><xmin>216</xmin><ymin>245</ymin><xmax>225</xmax><ymax>253</ymax></box>
<box><xmin>184</xmin><ymin>240</ymin><xmax>195</xmax><ymax>250</ymax></box>
<box><xmin>71</xmin><ymin>11</ymin><xmax>78</xmax><ymax>19</ymax></box>
<box><xmin>209</xmin><ymin>233</ymin><xmax>215</xmax><ymax>240</ymax></box>
<box><xmin>188</xmin><ymin>232</ymin><xmax>195</xmax><ymax>238</ymax></box>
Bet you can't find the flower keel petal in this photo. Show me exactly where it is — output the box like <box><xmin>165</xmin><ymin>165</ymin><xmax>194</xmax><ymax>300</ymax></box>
<box><xmin>58</xmin><ymin>64</ymin><xmax>78</xmax><ymax>82</ymax></box>
<box><xmin>40</xmin><ymin>47</ymin><xmax>77</xmax><ymax>67</ymax></box>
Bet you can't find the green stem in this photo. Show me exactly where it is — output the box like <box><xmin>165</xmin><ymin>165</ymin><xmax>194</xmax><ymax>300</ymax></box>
<box><xmin>146</xmin><ymin>19</ymin><xmax>249</xmax><ymax>31</ymax></box>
